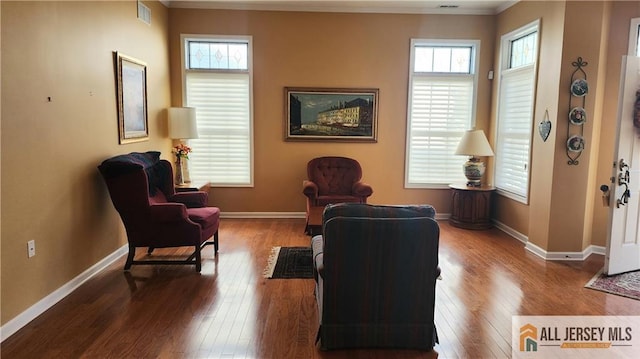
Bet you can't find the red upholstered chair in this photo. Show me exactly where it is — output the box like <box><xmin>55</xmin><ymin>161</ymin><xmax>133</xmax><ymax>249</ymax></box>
<box><xmin>302</xmin><ymin>156</ymin><xmax>373</xmax><ymax>232</ymax></box>
<box><xmin>98</xmin><ymin>151</ymin><xmax>220</xmax><ymax>272</ymax></box>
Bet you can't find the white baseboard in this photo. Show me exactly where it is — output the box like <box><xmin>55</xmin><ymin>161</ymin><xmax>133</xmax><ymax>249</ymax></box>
<box><xmin>0</xmin><ymin>244</ymin><xmax>128</xmax><ymax>343</ymax></box>
<box><xmin>589</xmin><ymin>245</ymin><xmax>606</xmax><ymax>256</ymax></box>
<box><xmin>525</xmin><ymin>242</ymin><xmax>605</xmax><ymax>261</ymax></box>
<box><xmin>493</xmin><ymin>220</ymin><xmax>528</xmax><ymax>244</ymax></box>
<box><xmin>221</xmin><ymin>211</ymin><xmax>452</xmax><ymax>220</ymax></box>
<box><xmin>493</xmin><ymin>219</ymin><xmax>605</xmax><ymax>260</ymax></box>
<box><xmin>220</xmin><ymin>212</ymin><xmax>306</xmax><ymax>219</ymax></box>
<box><xmin>435</xmin><ymin>213</ymin><xmax>451</xmax><ymax>221</ymax></box>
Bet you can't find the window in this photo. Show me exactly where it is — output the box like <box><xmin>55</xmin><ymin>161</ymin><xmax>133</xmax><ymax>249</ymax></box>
<box><xmin>494</xmin><ymin>21</ymin><xmax>539</xmax><ymax>202</ymax></box>
<box><xmin>182</xmin><ymin>35</ymin><xmax>253</xmax><ymax>186</ymax></box>
<box><xmin>405</xmin><ymin>40</ymin><xmax>479</xmax><ymax>187</ymax></box>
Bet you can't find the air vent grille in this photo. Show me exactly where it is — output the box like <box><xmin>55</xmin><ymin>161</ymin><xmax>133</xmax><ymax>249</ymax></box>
<box><xmin>137</xmin><ymin>1</ymin><xmax>151</xmax><ymax>25</ymax></box>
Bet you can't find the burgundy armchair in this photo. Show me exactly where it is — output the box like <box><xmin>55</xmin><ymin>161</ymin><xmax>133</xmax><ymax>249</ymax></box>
<box><xmin>303</xmin><ymin>157</ymin><xmax>373</xmax><ymax>231</ymax></box>
<box><xmin>98</xmin><ymin>151</ymin><xmax>220</xmax><ymax>272</ymax></box>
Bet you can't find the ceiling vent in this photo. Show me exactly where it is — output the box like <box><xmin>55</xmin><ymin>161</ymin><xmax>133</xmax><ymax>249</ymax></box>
<box><xmin>438</xmin><ymin>4</ymin><xmax>460</xmax><ymax>8</ymax></box>
<box><xmin>137</xmin><ymin>1</ymin><xmax>151</xmax><ymax>25</ymax></box>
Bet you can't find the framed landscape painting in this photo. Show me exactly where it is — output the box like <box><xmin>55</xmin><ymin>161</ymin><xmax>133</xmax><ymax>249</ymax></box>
<box><xmin>284</xmin><ymin>87</ymin><xmax>378</xmax><ymax>142</ymax></box>
<box><xmin>114</xmin><ymin>52</ymin><xmax>148</xmax><ymax>144</ymax></box>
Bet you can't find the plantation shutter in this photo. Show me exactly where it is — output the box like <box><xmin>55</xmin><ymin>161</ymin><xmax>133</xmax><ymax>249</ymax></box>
<box><xmin>495</xmin><ymin>65</ymin><xmax>534</xmax><ymax>197</ymax></box>
<box><xmin>185</xmin><ymin>71</ymin><xmax>252</xmax><ymax>185</ymax></box>
<box><xmin>406</xmin><ymin>75</ymin><xmax>473</xmax><ymax>186</ymax></box>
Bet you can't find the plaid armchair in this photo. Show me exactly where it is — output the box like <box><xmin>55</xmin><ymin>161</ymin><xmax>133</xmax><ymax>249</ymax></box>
<box><xmin>98</xmin><ymin>151</ymin><xmax>220</xmax><ymax>272</ymax></box>
<box><xmin>311</xmin><ymin>203</ymin><xmax>440</xmax><ymax>350</ymax></box>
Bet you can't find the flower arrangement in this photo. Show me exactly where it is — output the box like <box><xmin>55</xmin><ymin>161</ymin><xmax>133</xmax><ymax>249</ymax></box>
<box><xmin>173</xmin><ymin>143</ymin><xmax>192</xmax><ymax>160</ymax></box>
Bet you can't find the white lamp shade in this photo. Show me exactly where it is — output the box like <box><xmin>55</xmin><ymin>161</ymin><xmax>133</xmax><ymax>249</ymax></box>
<box><xmin>454</xmin><ymin>130</ymin><xmax>494</xmax><ymax>157</ymax></box>
<box><xmin>168</xmin><ymin>107</ymin><xmax>198</xmax><ymax>139</ymax></box>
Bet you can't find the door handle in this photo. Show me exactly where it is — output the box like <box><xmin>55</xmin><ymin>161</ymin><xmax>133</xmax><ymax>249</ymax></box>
<box><xmin>618</xmin><ymin>171</ymin><xmax>630</xmax><ymax>185</ymax></box>
<box><xmin>615</xmin><ymin>158</ymin><xmax>631</xmax><ymax>208</ymax></box>
<box><xmin>617</xmin><ymin>185</ymin><xmax>631</xmax><ymax>208</ymax></box>
<box><xmin>600</xmin><ymin>184</ymin><xmax>610</xmax><ymax>207</ymax></box>
<box><xmin>619</xmin><ymin>158</ymin><xmax>629</xmax><ymax>171</ymax></box>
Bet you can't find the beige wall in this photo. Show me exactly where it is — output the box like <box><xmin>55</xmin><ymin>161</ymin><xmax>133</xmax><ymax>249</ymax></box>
<box><xmin>493</xmin><ymin>1</ymin><xmax>639</xmax><ymax>252</ymax></box>
<box><xmin>547</xmin><ymin>1</ymin><xmax>608</xmax><ymax>252</ymax></box>
<box><xmin>591</xmin><ymin>1</ymin><xmax>640</xmax><ymax>248</ymax></box>
<box><xmin>168</xmin><ymin>9</ymin><xmax>497</xmax><ymax>213</ymax></box>
<box><xmin>1</xmin><ymin>1</ymin><xmax>171</xmax><ymax>325</ymax></box>
<box><xmin>493</xmin><ymin>0</ymin><xmax>567</xmax><ymax>246</ymax></box>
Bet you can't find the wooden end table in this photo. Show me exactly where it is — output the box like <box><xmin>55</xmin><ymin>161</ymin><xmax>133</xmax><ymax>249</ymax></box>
<box><xmin>175</xmin><ymin>180</ymin><xmax>210</xmax><ymax>193</ymax></box>
<box><xmin>449</xmin><ymin>184</ymin><xmax>495</xmax><ymax>230</ymax></box>
<box><xmin>306</xmin><ymin>206</ymin><xmax>324</xmax><ymax>236</ymax></box>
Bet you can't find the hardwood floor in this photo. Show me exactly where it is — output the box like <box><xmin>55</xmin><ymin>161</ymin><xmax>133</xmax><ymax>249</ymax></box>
<box><xmin>2</xmin><ymin>218</ymin><xmax>639</xmax><ymax>358</ymax></box>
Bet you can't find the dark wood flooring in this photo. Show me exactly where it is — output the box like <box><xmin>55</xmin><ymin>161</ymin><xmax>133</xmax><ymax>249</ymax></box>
<box><xmin>2</xmin><ymin>219</ymin><xmax>639</xmax><ymax>358</ymax></box>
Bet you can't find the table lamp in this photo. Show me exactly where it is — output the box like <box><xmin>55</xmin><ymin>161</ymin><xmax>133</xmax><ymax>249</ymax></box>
<box><xmin>454</xmin><ymin>129</ymin><xmax>494</xmax><ymax>187</ymax></box>
<box><xmin>168</xmin><ymin>107</ymin><xmax>198</xmax><ymax>184</ymax></box>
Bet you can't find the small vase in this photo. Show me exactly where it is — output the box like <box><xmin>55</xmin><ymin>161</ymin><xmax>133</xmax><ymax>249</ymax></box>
<box><xmin>182</xmin><ymin>158</ymin><xmax>191</xmax><ymax>183</ymax></box>
<box><xmin>175</xmin><ymin>157</ymin><xmax>185</xmax><ymax>185</ymax></box>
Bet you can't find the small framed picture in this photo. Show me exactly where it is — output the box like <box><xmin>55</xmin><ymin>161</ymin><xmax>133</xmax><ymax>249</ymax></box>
<box><xmin>114</xmin><ymin>52</ymin><xmax>148</xmax><ymax>144</ymax></box>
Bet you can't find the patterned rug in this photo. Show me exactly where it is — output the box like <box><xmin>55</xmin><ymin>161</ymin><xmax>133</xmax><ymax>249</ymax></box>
<box><xmin>263</xmin><ymin>246</ymin><xmax>314</xmax><ymax>279</ymax></box>
<box><xmin>585</xmin><ymin>269</ymin><xmax>640</xmax><ymax>300</ymax></box>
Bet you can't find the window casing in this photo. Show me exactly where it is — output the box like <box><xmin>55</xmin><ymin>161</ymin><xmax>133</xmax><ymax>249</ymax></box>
<box><xmin>405</xmin><ymin>40</ymin><xmax>479</xmax><ymax>188</ymax></box>
<box><xmin>494</xmin><ymin>21</ymin><xmax>539</xmax><ymax>203</ymax></box>
<box><xmin>629</xmin><ymin>17</ymin><xmax>640</xmax><ymax>56</ymax></box>
<box><xmin>182</xmin><ymin>35</ymin><xmax>254</xmax><ymax>187</ymax></box>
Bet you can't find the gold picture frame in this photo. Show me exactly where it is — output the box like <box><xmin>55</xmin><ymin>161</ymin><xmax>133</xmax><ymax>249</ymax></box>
<box><xmin>114</xmin><ymin>52</ymin><xmax>148</xmax><ymax>144</ymax></box>
<box><xmin>284</xmin><ymin>87</ymin><xmax>379</xmax><ymax>142</ymax></box>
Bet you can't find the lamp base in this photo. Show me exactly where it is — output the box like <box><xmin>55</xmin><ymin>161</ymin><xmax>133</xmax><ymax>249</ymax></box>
<box><xmin>463</xmin><ymin>157</ymin><xmax>485</xmax><ymax>187</ymax></box>
<box><xmin>175</xmin><ymin>158</ymin><xmax>185</xmax><ymax>185</ymax></box>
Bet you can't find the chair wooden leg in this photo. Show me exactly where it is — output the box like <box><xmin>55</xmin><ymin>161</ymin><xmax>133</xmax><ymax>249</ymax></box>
<box><xmin>213</xmin><ymin>231</ymin><xmax>219</xmax><ymax>253</ymax></box>
<box><xmin>195</xmin><ymin>245</ymin><xmax>202</xmax><ymax>272</ymax></box>
<box><xmin>147</xmin><ymin>247</ymin><xmax>154</xmax><ymax>254</ymax></box>
<box><xmin>124</xmin><ymin>244</ymin><xmax>135</xmax><ymax>271</ymax></box>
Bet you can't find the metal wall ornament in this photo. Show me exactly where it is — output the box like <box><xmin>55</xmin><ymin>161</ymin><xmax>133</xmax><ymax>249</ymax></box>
<box><xmin>569</xmin><ymin>106</ymin><xmax>587</xmax><ymax>125</ymax></box>
<box><xmin>566</xmin><ymin>57</ymin><xmax>588</xmax><ymax>165</ymax></box>
<box><xmin>567</xmin><ymin>135</ymin><xmax>585</xmax><ymax>152</ymax></box>
<box><xmin>570</xmin><ymin>78</ymin><xmax>589</xmax><ymax>97</ymax></box>
<box><xmin>539</xmin><ymin>109</ymin><xmax>552</xmax><ymax>142</ymax></box>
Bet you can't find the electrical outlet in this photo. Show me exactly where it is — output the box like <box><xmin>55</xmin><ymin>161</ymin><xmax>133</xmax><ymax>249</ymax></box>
<box><xmin>27</xmin><ymin>240</ymin><xmax>36</xmax><ymax>258</ymax></box>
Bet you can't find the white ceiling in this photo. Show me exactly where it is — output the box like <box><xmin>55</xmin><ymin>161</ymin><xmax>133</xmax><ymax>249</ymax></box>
<box><xmin>163</xmin><ymin>0</ymin><xmax>519</xmax><ymax>15</ymax></box>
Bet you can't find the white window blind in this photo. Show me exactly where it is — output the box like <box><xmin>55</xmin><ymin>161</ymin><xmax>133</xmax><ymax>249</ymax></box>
<box><xmin>182</xmin><ymin>35</ymin><xmax>253</xmax><ymax>187</ymax></box>
<box><xmin>495</xmin><ymin>21</ymin><xmax>538</xmax><ymax>202</ymax></box>
<box><xmin>186</xmin><ymin>72</ymin><xmax>252</xmax><ymax>185</ymax></box>
<box><xmin>406</xmin><ymin>75</ymin><xmax>473</xmax><ymax>185</ymax></box>
<box><xmin>495</xmin><ymin>66</ymin><xmax>534</xmax><ymax>197</ymax></box>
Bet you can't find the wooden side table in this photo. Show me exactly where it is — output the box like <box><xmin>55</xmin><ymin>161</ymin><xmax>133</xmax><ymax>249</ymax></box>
<box><xmin>175</xmin><ymin>180</ymin><xmax>210</xmax><ymax>193</ymax></box>
<box><xmin>305</xmin><ymin>206</ymin><xmax>324</xmax><ymax>236</ymax></box>
<box><xmin>449</xmin><ymin>184</ymin><xmax>495</xmax><ymax>230</ymax></box>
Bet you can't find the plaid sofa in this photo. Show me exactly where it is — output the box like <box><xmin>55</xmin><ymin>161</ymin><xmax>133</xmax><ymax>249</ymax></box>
<box><xmin>311</xmin><ymin>203</ymin><xmax>440</xmax><ymax>350</ymax></box>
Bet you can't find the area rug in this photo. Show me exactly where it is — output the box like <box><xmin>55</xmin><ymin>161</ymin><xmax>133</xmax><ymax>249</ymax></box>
<box><xmin>585</xmin><ymin>269</ymin><xmax>640</xmax><ymax>300</ymax></box>
<box><xmin>263</xmin><ymin>246</ymin><xmax>314</xmax><ymax>279</ymax></box>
